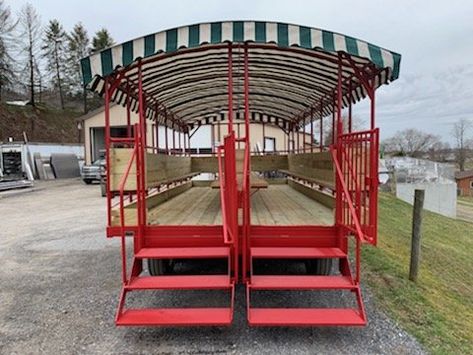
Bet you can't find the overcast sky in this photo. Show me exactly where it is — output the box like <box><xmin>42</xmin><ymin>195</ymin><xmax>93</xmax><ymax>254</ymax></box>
<box><xmin>7</xmin><ymin>0</ymin><xmax>473</xmax><ymax>144</ymax></box>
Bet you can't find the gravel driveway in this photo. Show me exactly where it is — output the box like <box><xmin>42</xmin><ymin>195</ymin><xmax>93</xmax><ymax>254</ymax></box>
<box><xmin>0</xmin><ymin>180</ymin><xmax>425</xmax><ymax>354</ymax></box>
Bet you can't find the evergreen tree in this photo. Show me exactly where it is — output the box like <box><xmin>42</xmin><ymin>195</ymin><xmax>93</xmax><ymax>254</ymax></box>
<box><xmin>66</xmin><ymin>22</ymin><xmax>90</xmax><ymax>112</ymax></box>
<box><xmin>42</xmin><ymin>19</ymin><xmax>67</xmax><ymax>109</ymax></box>
<box><xmin>92</xmin><ymin>28</ymin><xmax>114</xmax><ymax>52</ymax></box>
<box><xmin>0</xmin><ymin>0</ymin><xmax>17</xmax><ymax>101</ymax></box>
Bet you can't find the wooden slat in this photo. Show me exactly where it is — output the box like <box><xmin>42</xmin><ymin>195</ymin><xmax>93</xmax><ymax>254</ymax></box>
<box><xmin>191</xmin><ymin>155</ymin><xmax>288</xmax><ymax>173</ymax></box>
<box><xmin>288</xmin><ymin>179</ymin><xmax>335</xmax><ymax>209</ymax></box>
<box><xmin>110</xmin><ymin>149</ymin><xmax>193</xmax><ymax>191</ymax></box>
<box><xmin>287</xmin><ymin>152</ymin><xmax>334</xmax><ymax>186</ymax></box>
<box><xmin>111</xmin><ymin>181</ymin><xmax>192</xmax><ymax>226</ymax></box>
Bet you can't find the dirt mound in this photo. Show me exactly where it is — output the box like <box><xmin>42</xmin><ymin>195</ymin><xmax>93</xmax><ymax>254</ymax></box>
<box><xmin>0</xmin><ymin>103</ymin><xmax>82</xmax><ymax>143</ymax></box>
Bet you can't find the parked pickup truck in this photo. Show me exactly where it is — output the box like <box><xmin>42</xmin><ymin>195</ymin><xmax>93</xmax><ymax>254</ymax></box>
<box><xmin>81</xmin><ymin>158</ymin><xmax>105</xmax><ymax>184</ymax></box>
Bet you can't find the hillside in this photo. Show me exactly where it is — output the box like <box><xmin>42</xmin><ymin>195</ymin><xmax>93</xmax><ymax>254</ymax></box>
<box><xmin>0</xmin><ymin>103</ymin><xmax>83</xmax><ymax>143</ymax></box>
<box><xmin>363</xmin><ymin>193</ymin><xmax>472</xmax><ymax>354</ymax></box>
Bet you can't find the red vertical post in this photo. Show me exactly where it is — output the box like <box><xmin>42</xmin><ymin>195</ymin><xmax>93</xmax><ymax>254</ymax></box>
<box><xmin>227</xmin><ymin>44</ymin><xmax>233</xmax><ymax>134</ymax></box>
<box><xmin>319</xmin><ymin>102</ymin><xmax>323</xmax><ymax>151</ymax></box>
<box><xmin>165</xmin><ymin>124</ymin><xmax>169</xmax><ymax>154</ymax></box>
<box><xmin>337</xmin><ymin>55</ymin><xmax>343</xmax><ymax>138</ymax></box>
<box><xmin>291</xmin><ymin>124</ymin><xmax>294</xmax><ymax>153</ymax></box>
<box><xmin>104</xmin><ymin>78</ymin><xmax>111</xmax><ymax>227</ymax></box>
<box><xmin>331</xmin><ymin>107</ymin><xmax>335</xmax><ymax>145</ymax></box>
<box><xmin>296</xmin><ymin>124</ymin><xmax>300</xmax><ymax>153</ymax></box>
<box><xmin>304</xmin><ymin>117</ymin><xmax>307</xmax><ymax>153</ymax></box>
<box><xmin>137</xmin><ymin>60</ymin><xmax>147</xmax><ymax>228</ymax></box>
<box><xmin>187</xmin><ymin>131</ymin><xmax>190</xmax><ymax>156</ymax></box>
<box><xmin>210</xmin><ymin>124</ymin><xmax>215</xmax><ymax>155</ymax></box>
<box><xmin>310</xmin><ymin>107</ymin><xmax>314</xmax><ymax>153</ymax></box>
<box><xmin>262</xmin><ymin>121</ymin><xmax>265</xmax><ymax>153</ymax></box>
<box><xmin>183</xmin><ymin>130</ymin><xmax>187</xmax><ymax>155</ymax></box>
<box><xmin>172</xmin><ymin>127</ymin><xmax>175</xmax><ymax>154</ymax></box>
<box><xmin>151</xmin><ymin>123</ymin><xmax>155</xmax><ymax>150</ymax></box>
<box><xmin>348</xmin><ymin>80</ymin><xmax>353</xmax><ymax>133</ymax></box>
<box><xmin>156</xmin><ymin>122</ymin><xmax>159</xmax><ymax>153</ymax></box>
<box><xmin>178</xmin><ymin>129</ymin><xmax>182</xmax><ymax>154</ymax></box>
<box><xmin>370</xmin><ymin>79</ymin><xmax>376</xmax><ymax>129</ymax></box>
<box><xmin>242</xmin><ymin>44</ymin><xmax>252</xmax><ymax>282</ymax></box>
<box><xmin>126</xmin><ymin>79</ymin><xmax>131</xmax><ymax>138</ymax></box>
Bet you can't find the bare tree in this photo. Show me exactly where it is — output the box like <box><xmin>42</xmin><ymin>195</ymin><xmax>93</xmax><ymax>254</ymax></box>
<box><xmin>383</xmin><ymin>128</ymin><xmax>440</xmax><ymax>157</ymax></box>
<box><xmin>0</xmin><ymin>0</ymin><xmax>17</xmax><ymax>101</ymax></box>
<box><xmin>42</xmin><ymin>19</ymin><xmax>67</xmax><ymax>109</ymax></box>
<box><xmin>18</xmin><ymin>3</ymin><xmax>41</xmax><ymax>106</ymax></box>
<box><xmin>427</xmin><ymin>141</ymin><xmax>450</xmax><ymax>162</ymax></box>
<box><xmin>452</xmin><ymin>118</ymin><xmax>472</xmax><ymax>171</ymax></box>
<box><xmin>323</xmin><ymin>116</ymin><xmax>363</xmax><ymax>145</ymax></box>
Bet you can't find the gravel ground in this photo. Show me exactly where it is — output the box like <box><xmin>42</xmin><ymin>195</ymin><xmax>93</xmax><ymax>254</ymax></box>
<box><xmin>0</xmin><ymin>180</ymin><xmax>426</xmax><ymax>354</ymax></box>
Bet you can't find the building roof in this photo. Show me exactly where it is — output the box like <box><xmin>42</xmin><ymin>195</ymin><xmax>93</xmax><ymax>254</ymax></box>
<box><xmin>81</xmin><ymin>21</ymin><xmax>401</xmax><ymax>132</ymax></box>
<box><xmin>455</xmin><ymin>170</ymin><xmax>473</xmax><ymax>180</ymax></box>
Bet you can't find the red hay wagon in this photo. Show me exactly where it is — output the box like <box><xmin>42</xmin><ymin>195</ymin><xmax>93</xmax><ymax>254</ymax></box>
<box><xmin>81</xmin><ymin>21</ymin><xmax>401</xmax><ymax>327</ymax></box>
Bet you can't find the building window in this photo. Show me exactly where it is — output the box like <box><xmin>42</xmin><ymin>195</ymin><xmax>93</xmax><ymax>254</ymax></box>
<box><xmin>264</xmin><ymin>137</ymin><xmax>276</xmax><ymax>153</ymax></box>
<box><xmin>470</xmin><ymin>180</ymin><xmax>473</xmax><ymax>189</ymax></box>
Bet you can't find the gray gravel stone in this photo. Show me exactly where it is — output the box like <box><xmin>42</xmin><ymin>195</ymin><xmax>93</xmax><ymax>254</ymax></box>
<box><xmin>0</xmin><ymin>180</ymin><xmax>426</xmax><ymax>354</ymax></box>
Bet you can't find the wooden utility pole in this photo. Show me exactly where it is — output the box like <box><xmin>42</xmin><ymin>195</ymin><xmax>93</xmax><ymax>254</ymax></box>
<box><xmin>409</xmin><ymin>189</ymin><xmax>425</xmax><ymax>282</ymax></box>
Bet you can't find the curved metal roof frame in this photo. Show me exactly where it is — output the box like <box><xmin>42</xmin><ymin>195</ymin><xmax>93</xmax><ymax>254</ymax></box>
<box><xmin>81</xmin><ymin>21</ymin><xmax>401</xmax><ymax>132</ymax></box>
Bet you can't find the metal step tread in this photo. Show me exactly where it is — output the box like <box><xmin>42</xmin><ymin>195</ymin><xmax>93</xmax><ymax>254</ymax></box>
<box><xmin>125</xmin><ymin>275</ymin><xmax>232</xmax><ymax>290</ymax></box>
<box><xmin>135</xmin><ymin>247</ymin><xmax>230</xmax><ymax>259</ymax></box>
<box><xmin>249</xmin><ymin>275</ymin><xmax>356</xmax><ymax>290</ymax></box>
<box><xmin>248</xmin><ymin>308</ymin><xmax>365</xmax><ymax>326</ymax></box>
<box><xmin>250</xmin><ymin>247</ymin><xmax>346</xmax><ymax>259</ymax></box>
<box><xmin>116</xmin><ymin>308</ymin><xmax>233</xmax><ymax>326</ymax></box>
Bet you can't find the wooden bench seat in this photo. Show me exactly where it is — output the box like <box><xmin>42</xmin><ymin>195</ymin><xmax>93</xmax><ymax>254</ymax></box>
<box><xmin>279</xmin><ymin>169</ymin><xmax>335</xmax><ymax>190</ymax></box>
<box><xmin>210</xmin><ymin>173</ymin><xmax>268</xmax><ymax>189</ymax></box>
<box><xmin>149</xmin><ymin>172</ymin><xmax>199</xmax><ymax>189</ymax></box>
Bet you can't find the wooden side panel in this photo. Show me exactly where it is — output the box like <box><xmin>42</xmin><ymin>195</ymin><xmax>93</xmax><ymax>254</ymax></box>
<box><xmin>288</xmin><ymin>179</ymin><xmax>335</xmax><ymax>209</ymax></box>
<box><xmin>109</xmin><ymin>148</ymin><xmax>191</xmax><ymax>191</ymax></box>
<box><xmin>111</xmin><ymin>181</ymin><xmax>192</xmax><ymax>226</ymax></box>
<box><xmin>287</xmin><ymin>152</ymin><xmax>334</xmax><ymax>185</ymax></box>
<box><xmin>191</xmin><ymin>156</ymin><xmax>218</xmax><ymax>173</ymax></box>
<box><xmin>146</xmin><ymin>153</ymin><xmax>191</xmax><ymax>188</ymax></box>
<box><xmin>251</xmin><ymin>154</ymin><xmax>288</xmax><ymax>171</ymax></box>
<box><xmin>110</xmin><ymin>148</ymin><xmax>136</xmax><ymax>191</ymax></box>
<box><xmin>191</xmin><ymin>154</ymin><xmax>288</xmax><ymax>173</ymax></box>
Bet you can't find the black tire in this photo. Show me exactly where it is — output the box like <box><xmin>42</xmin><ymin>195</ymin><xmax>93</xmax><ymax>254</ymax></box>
<box><xmin>100</xmin><ymin>181</ymin><xmax>106</xmax><ymax>197</ymax></box>
<box><xmin>83</xmin><ymin>179</ymin><xmax>92</xmax><ymax>185</ymax></box>
<box><xmin>305</xmin><ymin>259</ymin><xmax>333</xmax><ymax>275</ymax></box>
<box><xmin>148</xmin><ymin>259</ymin><xmax>173</xmax><ymax>276</ymax></box>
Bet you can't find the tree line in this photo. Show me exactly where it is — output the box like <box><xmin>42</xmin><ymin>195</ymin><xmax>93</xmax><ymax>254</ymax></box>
<box><xmin>383</xmin><ymin>120</ymin><xmax>473</xmax><ymax>171</ymax></box>
<box><xmin>0</xmin><ymin>1</ymin><xmax>114</xmax><ymax>112</ymax></box>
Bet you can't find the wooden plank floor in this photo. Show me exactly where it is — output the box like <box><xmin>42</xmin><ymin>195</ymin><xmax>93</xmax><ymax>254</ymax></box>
<box><xmin>147</xmin><ymin>185</ymin><xmax>333</xmax><ymax>225</ymax></box>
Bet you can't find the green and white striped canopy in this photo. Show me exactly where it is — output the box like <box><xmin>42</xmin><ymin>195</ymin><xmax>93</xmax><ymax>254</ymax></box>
<box><xmin>81</xmin><ymin>21</ymin><xmax>401</xmax><ymax>131</ymax></box>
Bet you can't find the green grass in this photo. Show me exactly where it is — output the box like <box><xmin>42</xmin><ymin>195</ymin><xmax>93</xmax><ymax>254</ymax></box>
<box><xmin>362</xmin><ymin>193</ymin><xmax>473</xmax><ymax>354</ymax></box>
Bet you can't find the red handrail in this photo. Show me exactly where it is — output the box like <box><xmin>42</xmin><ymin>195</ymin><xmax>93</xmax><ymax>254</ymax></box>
<box><xmin>217</xmin><ymin>145</ymin><xmax>234</xmax><ymax>245</ymax></box>
<box><xmin>331</xmin><ymin>148</ymin><xmax>366</xmax><ymax>242</ymax></box>
<box><xmin>118</xmin><ymin>145</ymin><xmax>138</xmax><ymax>284</ymax></box>
<box><xmin>331</xmin><ymin>147</ymin><xmax>364</xmax><ymax>284</ymax></box>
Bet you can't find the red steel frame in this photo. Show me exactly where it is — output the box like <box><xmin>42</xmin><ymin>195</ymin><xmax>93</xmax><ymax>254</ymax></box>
<box><xmin>102</xmin><ymin>42</ymin><xmax>381</xmax><ymax>327</ymax></box>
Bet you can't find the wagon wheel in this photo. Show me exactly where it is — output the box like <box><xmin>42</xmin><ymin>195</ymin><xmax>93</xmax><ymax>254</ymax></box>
<box><xmin>305</xmin><ymin>259</ymin><xmax>333</xmax><ymax>275</ymax></box>
<box><xmin>148</xmin><ymin>259</ymin><xmax>173</xmax><ymax>276</ymax></box>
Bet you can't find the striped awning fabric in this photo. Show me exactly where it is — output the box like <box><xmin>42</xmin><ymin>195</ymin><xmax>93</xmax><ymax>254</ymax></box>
<box><xmin>81</xmin><ymin>21</ymin><xmax>401</xmax><ymax>131</ymax></box>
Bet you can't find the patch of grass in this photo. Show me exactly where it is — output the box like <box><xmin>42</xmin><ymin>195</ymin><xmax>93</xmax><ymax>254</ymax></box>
<box><xmin>362</xmin><ymin>193</ymin><xmax>473</xmax><ymax>354</ymax></box>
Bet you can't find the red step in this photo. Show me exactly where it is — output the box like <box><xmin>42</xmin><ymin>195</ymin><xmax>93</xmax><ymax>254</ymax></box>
<box><xmin>250</xmin><ymin>247</ymin><xmax>346</xmax><ymax>259</ymax></box>
<box><xmin>248</xmin><ymin>308</ymin><xmax>366</xmax><ymax>326</ymax></box>
<box><xmin>249</xmin><ymin>275</ymin><xmax>356</xmax><ymax>290</ymax></box>
<box><xmin>117</xmin><ymin>308</ymin><xmax>233</xmax><ymax>326</ymax></box>
<box><xmin>125</xmin><ymin>275</ymin><xmax>231</xmax><ymax>290</ymax></box>
<box><xmin>135</xmin><ymin>247</ymin><xmax>229</xmax><ymax>259</ymax></box>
